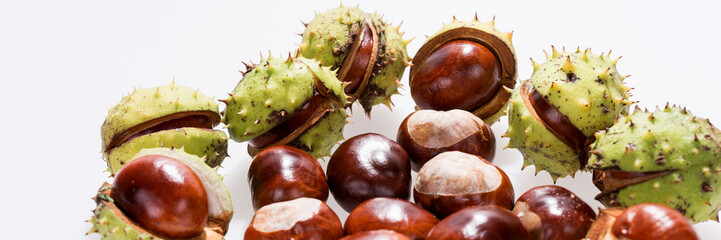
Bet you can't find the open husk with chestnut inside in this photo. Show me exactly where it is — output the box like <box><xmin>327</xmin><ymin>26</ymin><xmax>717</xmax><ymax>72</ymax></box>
<box><xmin>221</xmin><ymin>55</ymin><xmax>350</xmax><ymax>158</ymax></box>
<box><xmin>410</xmin><ymin>16</ymin><xmax>516</xmax><ymax>124</ymax></box>
<box><xmin>300</xmin><ymin>5</ymin><xmax>411</xmax><ymax>115</ymax></box>
<box><xmin>87</xmin><ymin>148</ymin><xmax>233</xmax><ymax>240</ymax></box>
<box><xmin>101</xmin><ymin>82</ymin><xmax>229</xmax><ymax>175</ymax></box>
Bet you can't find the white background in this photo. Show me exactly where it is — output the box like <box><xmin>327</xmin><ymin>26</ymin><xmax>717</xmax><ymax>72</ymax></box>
<box><xmin>1</xmin><ymin>0</ymin><xmax>720</xmax><ymax>239</ymax></box>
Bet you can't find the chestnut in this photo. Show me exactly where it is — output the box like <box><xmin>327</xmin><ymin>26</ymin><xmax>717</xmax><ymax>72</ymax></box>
<box><xmin>244</xmin><ymin>197</ymin><xmax>344</xmax><ymax>240</ymax></box>
<box><xmin>327</xmin><ymin>133</ymin><xmax>411</xmax><ymax>212</ymax></box>
<box><xmin>397</xmin><ymin>109</ymin><xmax>495</xmax><ymax>171</ymax></box>
<box><xmin>426</xmin><ymin>205</ymin><xmax>530</xmax><ymax>240</ymax></box>
<box><xmin>410</xmin><ymin>23</ymin><xmax>516</xmax><ymax>121</ymax></box>
<box><xmin>344</xmin><ymin>197</ymin><xmax>438</xmax><ymax>240</ymax></box>
<box><xmin>340</xmin><ymin>230</ymin><xmax>412</xmax><ymax>240</ymax></box>
<box><xmin>248</xmin><ymin>145</ymin><xmax>328</xmax><ymax>210</ymax></box>
<box><xmin>413</xmin><ymin>151</ymin><xmax>514</xmax><ymax>219</ymax></box>
<box><xmin>512</xmin><ymin>185</ymin><xmax>596</xmax><ymax>240</ymax></box>
<box><xmin>585</xmin><ymin>204</ymin><xmax>698</xmax><ymax>240</ymax></box>
<box><xmin>112</xmin><ymin>154</ymin><xmax>208</xmax><ymax>239</ymax></box>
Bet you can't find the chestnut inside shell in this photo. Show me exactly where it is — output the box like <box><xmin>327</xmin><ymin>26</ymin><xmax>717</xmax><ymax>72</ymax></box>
<box><xmin>337</xmin><ymin>17</ymin><xmax>379</xmax><ymax>97</ymax></box>
<box><xmin>112</xmin><ymin>154</ymin><xmax>208</xmax><ymax>239</ymax></box>
<box><xmin>106</xmin><ymin>111</ymin><xmax>219</xmax><ymax>152</ymax></box>
<box><xmin>410</xmin><ymin>27</ymin><xmax>516</xmax><ymax>121</ymax></box>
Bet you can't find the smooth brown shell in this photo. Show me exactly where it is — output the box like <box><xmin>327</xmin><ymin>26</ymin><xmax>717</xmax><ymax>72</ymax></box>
<box><xmin>426</xmin><ymin>205</ymin><xmax>530</xmax><ymax>240</ymax></box>
<box><xmin>513</xmin><ymin>185</ymin><xmax>596</xmax><ymax>240</ymax></box>
<box><xmin>327</xmin><ymin>133</ymin><xmax>412</xmax><ymax>212</ymax></box>
<box><xmin>112</xmin><ymin>155</ymin><xmax>208</xmax><ymax>238</ymax></box>
<box><xmin>397</xmin><ymin>109</ymin><xmax>495</xmax><ymax>171</ymax></box>
<box><xmin>413</xmin><ymin>152</ymin><xmax>514</xmax><ymax>219</ymax></box>
<box><xmin>247</xmin><ymin>145</ymin><xmax>328</xmax><ymax>210</ymax></box>
<box><xmin>344</xmin><ymin>198</ymin><xmax>438</xmax><ymax>240</ymax></box>
<box><xmin>410</xmin><ymin>26</ymin><xmax>516</xmax><ymax>120</ymax></box>
<box><xmin>244</xmin><ymin>198</ymin><xmax>343</xmax><ymax>240</ymax></box>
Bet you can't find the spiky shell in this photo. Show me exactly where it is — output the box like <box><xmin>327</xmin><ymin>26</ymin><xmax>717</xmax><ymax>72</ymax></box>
<box><xmin>504</xmin><ymin>48</ymin><xmax>632</xmax><ymax>180</ymax></box>
<box><xmin>101</xmin><ymin>82</ymin><xmax>228</xmax><ymax>173</ymax></box>
<box><xmin>427</xmin><ymin>17</ymin><xmax>514</xmax><ymax>56</ymax></box>
<box><xmin>300</xmin><ymin>5</ymin><xmax>409</xmax><ymax>114</ymax></box>
<box><xmin>222</xmin><ymin>55</ymin><xmax>348</xmax><ymax>157</ymax></box>
<box><xmin>88</xmin><ymin>148</ymin><xmax>233</xmax><ymax>240</ymax></box>
<box><xmin>587</xmin><ymin>106</ymin><xmax>721</xmax><ymax>222</ymax></box>
<box><xmin>104</xmin><ymin>128</ymin><xmax>228</xmax><ymax>175</ymax></box>
<box><xmin>289</xmin><ymin>107</ymin><xmax>347</xmax><ymax>158</ymax></box>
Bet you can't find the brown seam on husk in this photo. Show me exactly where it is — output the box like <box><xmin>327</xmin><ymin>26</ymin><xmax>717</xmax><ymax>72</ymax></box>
<box><xmin>519</xmin><ymin>80</ymin><xmax>590</xmax><ymax>168</ymax></box>
<box><xmin>106</xmin><ymin>111</ymin><xmax>220</xmax><ymax>152</ymax></box>
<box><xmin>337</xmin><ymin>15</ymin><xmax>379</xmax><ymax>103</ymax></box>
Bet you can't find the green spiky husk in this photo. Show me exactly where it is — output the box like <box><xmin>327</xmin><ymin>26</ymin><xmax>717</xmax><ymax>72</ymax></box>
<box><xmin>300</xmin><ymin>5</ymin><xmax>408</xmax><ymax>113</ymax></box>
<box><xmin>288</xmin><ymin>108</ymin><xmax>347</xmax><ymax>158</ymax></box>
<box><xmin>505</xmin><ymin>88</ymin><xmax>579</xmax><ymax>180</ymax></box>
<box><xmin>89</xmin><ymin>148</ymin><xmax>233</xmax><ymax>239</ymax></box>
<box><xmin>588</xmin><ymin>106</ymin><xmax>721</xmax><ymax>222</ymax></box>
<box><xmin>101</xmin><ymin>82</ymin><xmax>219</xmax><ymax>151</ymax></box>
<box><xmin>504</xmin><ymin>48</ymin><xmax>632</xmax><ymax>180</ymax></box>
<box><xmin>88</xmin><ymin>196</ymin><xmax>157</xmax><ymax>240</ymax></box>
<box><xmin>427</xmin><ymin>18</ymin><xmax>515</xmax><ymax>56</ymax></box>
<box><xmin>103</xmin><ymin>128</ymin><xmax>228</xmax><ymax>175</ymax></box>
<box><xmin>531</xmin><ymin>49</ymin><xmax>630</xmax><ymax>135</ymax></box>
<box><xmin>222</xmin><ymin>55</ymin><xmax>348</xmax><ymax>142</ymax></box>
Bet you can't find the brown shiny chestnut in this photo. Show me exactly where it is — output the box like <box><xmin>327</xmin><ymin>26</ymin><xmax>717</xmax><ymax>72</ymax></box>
<box><xmin>112</xmin><ymin>154</ymin><xmax>208</xmax><ymax>239</ymax></box>
<box><xmin>344</xmin><ymin>198</ymin><xmax>439</xmax><ymax>240</ymax></box>
<box><xmin>410</xmin><ymin>23</ymin><xmax>516</xmax><ymax>122</ymax></box>
<box><xmin>413</xmin><ymin>151</ymin><xmax>514</xmax><ymax>219</ymax></box>
<box><xmin>248</xmin><ymin>145</ymin><xmax>328</xmax><ymax>210</ymax></box>
<box><xmin>411</xmin><ymin>40</ymin><xmax>501</xmax><ymax>112</ymax></box>
<box><xmin>327</xmin><ymin>133</ymin><xmax>411</xmax><ymax>212</ymax></box>
<box><xmin>397</xmin><ymin>109</ymin><xmax>495</xmax><ymax>171</ymax></box>
<box><xmin>340</xmin><ymin>230</ymin><xmax>412</xmax><ymax>240</ymax></box>
<box><xmin>426</xmin><ymin>205</ymin><xmax>530</xmax><ymax>240</ymax></box>
<box><xmin>244</xmin><ymin>198</ymin><xmax>344</xmax><ymax>240</ymax></box>
<box><xmin>585</xmin><ymin>204</ymin><xmax>698</xmax><ymax>240</ymax></box>
<box><xmin>512</xmin><ymin>185</ymin><xmax>596</xmax><ymax>240</ymax></box>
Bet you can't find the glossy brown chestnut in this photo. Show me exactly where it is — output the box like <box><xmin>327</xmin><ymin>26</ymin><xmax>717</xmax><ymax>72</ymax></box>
<box><xmin>397</xmin><ymin>109</ymin><xmax>495</xmax><ymax>171</ymax></box>
<box><xmin>338</xmin><ymin>21</ymin><xmax>377</xmax><ymax>95</ymax></box>
<box><xmin>327</xmin><ymin>133</ymin><xmax>411</xmax><ymax>212</ymax></box>
<box><xmin>411</xmin><ymin>40</ymin><xmax>501</xmax><ymax>112</ymax></box>
<box><xmin>248</xmin><ymin>145</ymin><xmax>328</xmax><ymax>210</ymax></box>
<box><xmin>413</xmin><ymin>151</ymin><xmax>514</xmax><ymax>219</ymax></box>
<box><xmin>112</xmin><ymin>154</ymin><xmax>208</xmax><ymax>238</ymax></box>
<box><xmin>612</xmin><ymin>204</ymin><xmax>699</xmax><ymax>240</ymax></box>
<box><xmin>512</xmin><ymin>185</ymin><xmax>596</xmax><ymax>240</ymax></box>
<box><xmin>426</xmin><ymin>205</ymin><xmax>530</xmax><ymax>240</ymax></box>
<box><xmin>340</xmin><ymin>230</ymin><xmax>412</xmax><ymax>240</ymax></box>
<box><xmin>344</xmin><ymin>198</ymin><xmax>438</xmax><ymax>240</ymax></box>
<box><xmin>585</xmin><ymin>204</ymin><xmax>699</xmax><ymax>240</ymax></box>
<box><xmin>244</xmin><ymin>198</ymin><xmax>344</xmax><ymax>240</ymax></box>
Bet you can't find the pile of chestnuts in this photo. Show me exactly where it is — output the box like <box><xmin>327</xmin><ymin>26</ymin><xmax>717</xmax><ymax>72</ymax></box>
<box><xmin>88</xmin><ymin>3</ymin><xmax>714</xmax><ymax>240</ymax></box>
